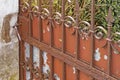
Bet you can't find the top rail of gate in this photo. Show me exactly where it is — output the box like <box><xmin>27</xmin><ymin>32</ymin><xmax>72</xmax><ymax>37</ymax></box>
<box><xmin>19</xmin><ymin>0</ymin><xmax>120</xmax><ymax>49</ymax></box>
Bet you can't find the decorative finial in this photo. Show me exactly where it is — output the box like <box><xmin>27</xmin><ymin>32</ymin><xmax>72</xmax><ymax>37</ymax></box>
<box><xmin>106</xmin><ymin>7</ymin><xmax>114</xmax><ymax>26</ymax></box>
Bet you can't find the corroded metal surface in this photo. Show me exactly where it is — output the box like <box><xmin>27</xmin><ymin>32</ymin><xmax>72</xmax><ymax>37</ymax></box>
<box><xmin>18</xmin><ymin>0</ymin><xmax>120</xmax><ymax>80</ymax></box>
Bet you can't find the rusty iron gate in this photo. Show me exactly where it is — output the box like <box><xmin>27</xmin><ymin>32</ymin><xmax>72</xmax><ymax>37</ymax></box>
<box><xmin>18</xmin><ymin>0</ymin><xmax>120</xmax><ymax>80</ymax></box>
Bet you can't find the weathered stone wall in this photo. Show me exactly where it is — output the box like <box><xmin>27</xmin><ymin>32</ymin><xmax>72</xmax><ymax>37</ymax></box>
<box><xmin>0</xmin><ymin>0</ymin><xmax>19</xmax><ymax>80</ymax></box>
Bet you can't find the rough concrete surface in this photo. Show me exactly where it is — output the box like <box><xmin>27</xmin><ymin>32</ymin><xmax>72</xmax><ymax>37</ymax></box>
<box><xmin>0</xmin><ymin>0</ymin><xmax>19</xmax><ymax>80</ymax></box>
<box><xmin>0</xmin><ymin>39</ymin><xmax>19</xmax><ymax>80</ymax></box>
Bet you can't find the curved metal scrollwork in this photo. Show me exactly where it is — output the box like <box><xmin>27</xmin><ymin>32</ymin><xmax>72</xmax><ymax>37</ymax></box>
<box><xmin>21</xmin><ymin>2</ymin><xmax>29</xmax><ymax>13</ymax></box>
<box><xmin>94</xmin><ymin>26</ymin><xmax>107</xmax><ymax>40</ymax></box>
<box><xmin>78</xmin><ymin>21</ymin><xmax>91</xmax><ymax>39</ymax></box>
<box><xmin>20</xmin><ymin>58</ymin><xmax>32</xmax><ymax>71</ymax></box>
<box><xmin>64</xmin><ymin>16</ymin><xmax>76</xmax><ymax>28</ymax></box>
<box><xmin>32</xmin><ymin>67</ymin><xmax>41</xmax><ymax>79</ymax></box>
<box><xmin>53</xmin><ymin>12</ymin><xmax>62</xmax><ymax>25</ymax></box>
<box><xmin>32</xmin><ymin>6</ymin><xmax>39</xmax><ymax>17</ymax></box>
<box><xmin>41</xmin><ymin>8</ymin><xmax>50</xmax><ymax>20</ymax></box>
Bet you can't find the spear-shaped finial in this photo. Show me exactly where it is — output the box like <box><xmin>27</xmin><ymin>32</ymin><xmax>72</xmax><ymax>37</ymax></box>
<box><xmin>106</xmin><ymin>7</ymin><xmax>114</xmax><ymax>26</ymax></box>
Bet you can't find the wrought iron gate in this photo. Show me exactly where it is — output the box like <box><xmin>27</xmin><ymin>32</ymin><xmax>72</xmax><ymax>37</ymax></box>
<box><xmin>18</xmin><ymin>0</ymin><xmax>120</xmax><ymax>80</ymax></box>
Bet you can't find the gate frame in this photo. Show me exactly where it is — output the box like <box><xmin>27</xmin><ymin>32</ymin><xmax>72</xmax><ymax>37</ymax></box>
<box><xmin>18</xmin><ymin>0</ymin><xmax>120</xmax><ymax>80</ymax></box>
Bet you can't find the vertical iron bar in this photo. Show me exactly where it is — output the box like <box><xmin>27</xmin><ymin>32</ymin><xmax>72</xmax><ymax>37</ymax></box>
<box><xmin>107</xmin><ymin>24</ymin><xmax>112</xmax><ymax>75</ymax></box>
<box><xmin>62</xmin><ymin>0</ymin><xmax>66</xmax><ymax>53</ymax></box>
<box><xmin>19</xmin><ymin>40</ymin><xmax>24</xmax><ymax>80</ymax></box>
<box><xmin>39</xmin><ymin>50</ymin><xmax>43</xmax><ymax>79</ymax></box>
<box><xmin>49</xmin><ymin>55</ymin><xmax>54</xmax><ymax>80</ymax></box>
<box><xmin>38</xmin><ymin>0</ymin><xmax>43</xmax><ymax>41</ymax></box>
<box><xmin>28</xmin><ymin>0</ymin><xmax>33</xmax><ymax>79</ymax></box>
<box><xmin>19</xmin><ymin>0</ymin><xmax>22</xmax><ymax>79</ymax></box>
<box><xmin>62</xmin><ymin>0</ymin><xmax>66</xmax><ymax>80</ymax></box>
<box><xmin>49</xmin><ymin>0</ymin><xmax>53</xmax><ymax>47</ymax></box>
<box><xmin>106</xmin><ymin>8</ymin><xmax>113</xmax><ymax>75</ymax></box>
<box><xmin>107</xmin><ymin>30</ymin><xmax>112</xmax><ymax>75</ymax></box>
<box><xmin>75</xmin><ymin>0</ymin><xmax>79</xmax><ymax>80</ymax></box>
<box><xmin>91</xmin><ymin>0</ymin><xmax>95</xmax><ymax>79</ymax></box>
<box><xmin>23</xmin><ymin>42</ymin><xmax>26</xmax><ymax>80</ymax></box>
<box><xmin>38</xmin><ymin>0</ymin><xmax>44</xmax><ymax>79</ymax></box>
<box><xmin>28</xmin><ymin>0</ymin><xmax>32</xmax><ymax>37</ymax></box>
<box><xmin>91</xmin><ymin>0</ymin><xmax>95</xmax><ymax>67</ymax></box>
<box><xmin>49</xmin><ymin>0</ymin><xmax>54</xmax><ymax>80</ymax></box>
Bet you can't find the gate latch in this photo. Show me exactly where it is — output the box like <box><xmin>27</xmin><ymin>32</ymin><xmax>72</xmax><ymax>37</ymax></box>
<box><xmin>13</xmin><ymin>23</ymin><xmax>21</xmax><ymax>41</ymax></box>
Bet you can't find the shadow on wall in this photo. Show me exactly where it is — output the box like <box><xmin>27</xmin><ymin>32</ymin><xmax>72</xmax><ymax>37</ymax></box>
<box><xmin>1</xmin><ymin>13</ymin><xmax>17</xmax><ymax>43</ymax></box>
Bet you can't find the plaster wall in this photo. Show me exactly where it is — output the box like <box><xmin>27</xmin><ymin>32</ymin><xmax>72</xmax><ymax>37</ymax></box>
<box><xmin>0</xmin><ymin>0</ymin><xmax>19</xmax><ymax>80</ymax></box>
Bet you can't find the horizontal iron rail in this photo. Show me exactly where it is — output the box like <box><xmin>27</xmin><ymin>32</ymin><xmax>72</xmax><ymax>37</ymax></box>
<box><xmin>21</xmin><ymin>35</ymin><xmax>117</xmax><ymax>80</ymax></box>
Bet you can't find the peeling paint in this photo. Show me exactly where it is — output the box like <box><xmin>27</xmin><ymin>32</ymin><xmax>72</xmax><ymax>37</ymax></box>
<box><xmin>42</xmin><ymin>51</ymin><xmax>50</xmax><ymax>74</ymax></box>
<box><xmin>59</xmin><ymin>39</ymin><xmax>62</xmax><ymax>42</ymax></box>
<box><xmin>26</xmin><ymin>71</ymin><xmax>30</xmax><ymax>80</ymax></box>
<box><xmin>24</xmin><ymin>42</ymin><xmax>30</xmax><ymax>61</ymax></box>
<box><xmin>83</xmin><ymin>46</ymin><xmax>86</xmax><ymax>50</ymax></box>
<box><xmin>73</xmin><ymin>67</ymin><xmax>76</xmax><ymax>74</ymax></box>
<box><xmin>24</xmin><ymin>42</ymin><xmax>31</xmax><ymax>80</ymax></box>
<box><xmin>33</xmin><ymin>46</ymin><xmax>40</xmax><ymax>68</ymax></box>
<box><xmin>104</xmin><ymin>55</ymin><xmax>108</xmax><ymax>60</ymax></box>
<box><xmin>47</xmin><ymin>27</ymin><xmax>50</xmax><ymax>32</ymax></box>
<box><xmin>94</xmin><ymin>48</ymin><xmax>101</xmax><ymax>61</ymax></box>
<box><xmin>54</xmin><ymin>74</ymin><xmax>60</xmax><ymax>80</ymax></box>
